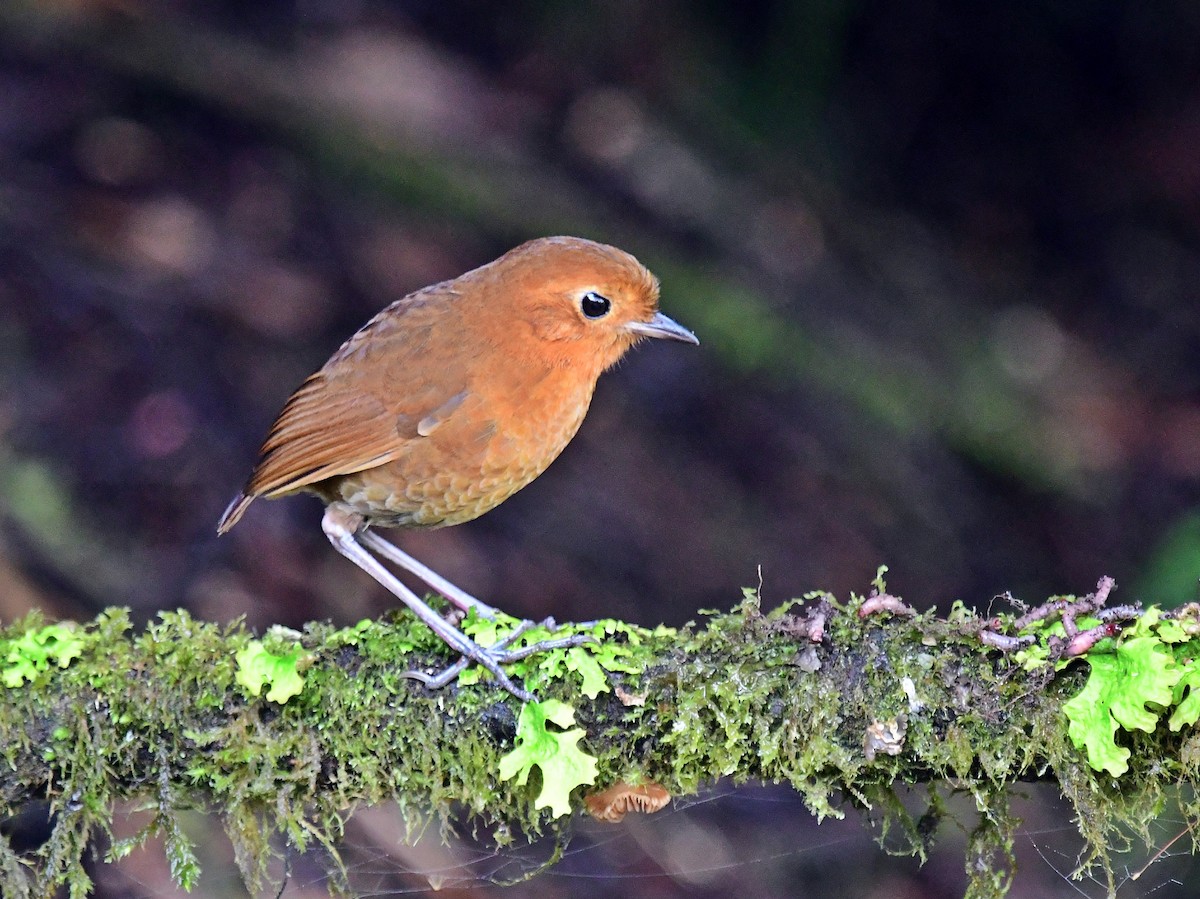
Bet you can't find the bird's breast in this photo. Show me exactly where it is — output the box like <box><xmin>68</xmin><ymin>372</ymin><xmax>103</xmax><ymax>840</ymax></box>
<box><xmin>322</xmin><ymin>364</ymin><xmax>595</xmax><ymax>528</ymax></box>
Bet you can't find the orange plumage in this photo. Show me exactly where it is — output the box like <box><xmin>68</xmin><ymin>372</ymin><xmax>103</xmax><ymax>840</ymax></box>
<box><xmin>218</xmin><ymin>236</ymin><xmax>697</xmax><ymax>700</ymax></box>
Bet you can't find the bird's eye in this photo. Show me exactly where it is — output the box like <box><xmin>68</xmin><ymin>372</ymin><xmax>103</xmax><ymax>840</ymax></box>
<box><xmin>580</xmin><ymin>291</ymin><xmax>612</xmax><ymax>319</ymax></box>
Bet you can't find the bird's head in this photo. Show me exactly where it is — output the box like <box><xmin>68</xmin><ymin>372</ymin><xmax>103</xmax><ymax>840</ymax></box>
<box><xmin>485</xmin><ymin>236</ymin><xmax>698</xmax><ymax>372</ymax></box>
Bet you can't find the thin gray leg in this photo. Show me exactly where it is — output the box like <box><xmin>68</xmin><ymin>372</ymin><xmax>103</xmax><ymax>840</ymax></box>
<box><xmin>322</xmin><ymin>507</ymin><xmax>533</xmax><ymax>701</ymax></box>
<box><xmin>359</xmin><ymin>528</ymin><xmax>500</xmax><ymax>618</ymax></box>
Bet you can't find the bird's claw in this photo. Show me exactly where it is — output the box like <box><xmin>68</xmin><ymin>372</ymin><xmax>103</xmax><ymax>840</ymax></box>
<box><xmin>402</xmin><ymin>617</ymin><xmax>596</xmax><ymax>702</ymax></box>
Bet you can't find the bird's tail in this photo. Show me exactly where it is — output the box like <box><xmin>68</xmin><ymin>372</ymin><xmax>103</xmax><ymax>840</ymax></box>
<box><xmin>216</xmin><ymin>492</ymin><xmax>254</xmax><ymax>534</ymax></box>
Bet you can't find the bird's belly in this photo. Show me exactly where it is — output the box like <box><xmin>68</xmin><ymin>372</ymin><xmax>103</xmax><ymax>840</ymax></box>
<box><xmin>323</xmin><ymin>386</ymin><xmax>591</xmax><ymax>528</ymax></box>
<box><xmin>329</xmin><ymin>457</ymin><xmax>545</xmax><ymax>527</ymax></box>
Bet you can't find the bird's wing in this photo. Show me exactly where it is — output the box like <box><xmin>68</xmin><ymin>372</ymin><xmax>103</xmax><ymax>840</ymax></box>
<box><xmin>243</xmin><ymin>288</ymin><xmax>470</xmax><ymax>499</ymax></box>
<box><xmin>244</xmin><ymin>374</ymin><xmax>398</xmax><ymax>497</ymax></box>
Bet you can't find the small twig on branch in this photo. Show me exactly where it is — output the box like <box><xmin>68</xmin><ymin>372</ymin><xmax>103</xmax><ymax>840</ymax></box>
<box><xmin>980</xmin><ymin>576</ymin><xmax>1143</xmax><ymax>659</ymax></box>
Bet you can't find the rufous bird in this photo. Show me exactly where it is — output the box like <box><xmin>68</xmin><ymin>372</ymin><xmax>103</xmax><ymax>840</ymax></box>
<box><xmin>218</xmin><ymin>236</ymin><xmax>698</xmax><ymax>700</ymax></box>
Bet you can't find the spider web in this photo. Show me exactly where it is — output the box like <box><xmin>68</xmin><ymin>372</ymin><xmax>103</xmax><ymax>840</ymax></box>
<box><xmin>75</xmin><ymin>783</ymin><xmax>1200</xmax><ymax>898</ymax></box>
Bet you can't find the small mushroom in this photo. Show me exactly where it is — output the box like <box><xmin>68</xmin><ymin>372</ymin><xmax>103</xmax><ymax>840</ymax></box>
<box><xmin>585</xmin><ymin>781</ymin><xmax>671</xmax><ymax>823</ymax></box>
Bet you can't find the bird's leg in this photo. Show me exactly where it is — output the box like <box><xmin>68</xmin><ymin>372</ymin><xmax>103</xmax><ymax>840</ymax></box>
<box><xmin>323</xmin><ymin>508</ymin><xmax>593</xmax><ymax>701</ymax></box>
<box><xmin>323</xmin><ymin>507</ymin><xmax>534</xmax><ymax>701</ymax></box>
<box><xmin>359</xmin><ymin>528</ymin><xmax>597</xmax><ymax>651</ymax></box>
<box><xmin>358</xmin><ymin>528</ymin><xmax>500</xmax><ymax>618</ymax></box>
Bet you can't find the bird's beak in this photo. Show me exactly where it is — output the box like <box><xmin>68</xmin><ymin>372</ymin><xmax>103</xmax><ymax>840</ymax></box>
<box><xmin>626</xmin><ymin>312</ymin><xmax>699</xmax><ymax>345</ymax></box>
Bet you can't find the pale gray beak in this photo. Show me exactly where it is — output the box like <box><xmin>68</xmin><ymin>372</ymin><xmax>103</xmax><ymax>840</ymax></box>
<box><xmin>626</xmin><ymin>311</ymin><xmax>699</xmax><ymax>345</ymax></box>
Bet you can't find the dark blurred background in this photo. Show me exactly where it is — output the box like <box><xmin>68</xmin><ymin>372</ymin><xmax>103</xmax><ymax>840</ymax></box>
<box><xmin>3</xmin><ymin>1</ymin><xmax>1200</xmax><ymax>896</ymax></box>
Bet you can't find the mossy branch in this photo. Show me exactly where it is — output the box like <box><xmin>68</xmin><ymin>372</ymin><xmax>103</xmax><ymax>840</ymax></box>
<box><xmin>1</xmin><ymin>583</ymin><xmax>1198</xmax><ymax>899</ymax></box>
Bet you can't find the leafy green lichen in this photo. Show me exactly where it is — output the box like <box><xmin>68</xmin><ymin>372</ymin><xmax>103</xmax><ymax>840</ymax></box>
<box><xmin>234</xmin><ymin>638</ymin><xmax>311</xmax><ymax>704</ymax></box>
<box><xmin>1</xmin><ymin>622</ymin><xmax>85</xmax><ymax>687</ymax></box>
<box><xmin>497</xmin><ymin>699</ymin><xmax>598</xmax><ymax>818</ymax></box>
<box><xmin>1036</xmin><ymin>606</ymin><xmax>1200</xmax><ymax>776</ymax></box>
<box><xmin>1063</xmin><ymin>637</ymin><xmax>1179</xmax><ymax>777</ymax></box>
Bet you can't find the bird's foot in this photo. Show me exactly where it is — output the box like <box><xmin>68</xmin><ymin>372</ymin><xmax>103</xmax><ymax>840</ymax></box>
<box><xmin>403</xmin><ymin>617</ymin><xmax>596</xmax><ymax>702</ymax></box>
